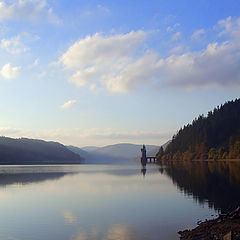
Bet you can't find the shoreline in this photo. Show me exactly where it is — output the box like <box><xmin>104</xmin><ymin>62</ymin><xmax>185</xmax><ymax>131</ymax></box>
<box><xmin>178</xmin><ymin>207</ymin><xmax>240</xmax><ymax>240</ymax></box>
<box><xmin>192</xmin><ymin>159</ymin><xmax>240</xmax><ymax>162</ymax></box>
<box><xmin>160</xmin><ymin>159</ymin><xmax>240</xmax><ymax>162</ymax></box>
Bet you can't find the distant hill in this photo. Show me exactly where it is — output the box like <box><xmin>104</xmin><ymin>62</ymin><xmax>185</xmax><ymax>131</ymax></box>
<box><xmin>81</xmin><ymin>146</ymin><xmax>100</xmax><ymax>152</ymax></box>
<box><xmin>68</xmin><ymin>143</ymin><xmax>159</xmax><ymax>164</ymax></box>
<box><xmin>157</xmin><ymin>98</ymin><xmax>240</xmax><ymax>161</ymax></box>
<box><xmin>91</xmin><ymin>143</ymin><xmax>159</xmax><ymax>159</ymax></box>
<box><xmin>0</xmin><ymin>137</ymin><xmax>83</xmax><ymax>164</ymax></box>
<box><xmin>147</xmin><ymin>141</ymin><xmax>170</xmax><ymax>157</ymax></box>
<box><xmin>67</xmin><ymin>145</ymin><xmax>129</xmax><ymax>164</ymax></box>
<box><xmin>67</xmin><ymin>145</ymin><xmax>90</xmax><ymax>161</ymax></box>
<box><xmin>146</xmin><ymin>146</ymin><xmax>160</xmax><ymax>157</ymax></box>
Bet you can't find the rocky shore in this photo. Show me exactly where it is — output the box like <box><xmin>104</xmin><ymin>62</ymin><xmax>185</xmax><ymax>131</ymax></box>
<box><xmin>178</xmin><ymin>207</ymin><xmax>240</xmax><ymax>240</ymax></box>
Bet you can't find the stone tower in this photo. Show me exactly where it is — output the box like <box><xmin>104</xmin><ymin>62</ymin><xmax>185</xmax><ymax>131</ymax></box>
<box><xmin>141</xmin><ymin>144</ymin><xmax>147</xmax><ymax>167</ymax></box>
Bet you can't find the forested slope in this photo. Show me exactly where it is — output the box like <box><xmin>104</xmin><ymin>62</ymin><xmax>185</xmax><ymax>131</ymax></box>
<box><xmin>157</xmin><ymin>98</ymin><xmax>240</xmax><ymax>161</ymax></box>
<box><xmin>0</xmin><ymin>137</ymin><xmax>83</xmax><ymax>164</ymax></box>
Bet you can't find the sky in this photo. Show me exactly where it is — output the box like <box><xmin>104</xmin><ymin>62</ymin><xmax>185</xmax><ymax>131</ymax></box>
<box><xmin>0</xmin><ymin>0</ymin><xmax>239</xmax><ymax>147</ymax></box>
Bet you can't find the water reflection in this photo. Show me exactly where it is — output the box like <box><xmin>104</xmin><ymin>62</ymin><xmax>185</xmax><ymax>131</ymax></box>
<box><xmin>74</xmin><ymin>224</ymin><xmax>138</xmax><ymax>240</ymax></box>
<box><xmin>63</xmin><ymin>210</ymin><xmax>77</xmax><ymax>223</ymax></box>
<box><xmin>0</xmin><ymin>164</ymin><xmax>221</xmax><ymax>240</ymax></box>
<box><xmin>0</xmin><ymin>165</ymin><xmax>80</xmax><ymax>187</ymax></box>
<box><xmin>159</xmin><ymin>161</ymin><xmax>240</xmax><ymax>213</ymax></box>
<box><xmin>0</xmin><ymin>172</ymin><xmax>70</xmax><ymax>187</ymax></box>
<box><xmin>141</xmin><ymin>167</ymin><xmax>146</xmax><ymax>176</ymax></box>
<box><xmin>0</xmin><ymin>165</ymin><xmax>142</xmax><ymax>187</ymax></box>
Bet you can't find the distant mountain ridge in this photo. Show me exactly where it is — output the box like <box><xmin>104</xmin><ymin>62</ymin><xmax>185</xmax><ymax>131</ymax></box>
<box><xmin>81</xmin><ymin>146</ymin><xmax>100</xmax><ymax>152</ymax></box>
<box><xmin>67</xmin><ymin>145</ymin><xmax>90</xmax><ymax>162</ymax></box>
<box><xmin>68</xmin><ymin>143</ymin><xmax>162</xmax><ymax>164</ymax></box>
<box><xmin>90</xmin><ymin>143</ymin><xmax>159</xmax><ymax>159</ymax></box>
<box><xmin>0</xmin><ymin>137</ymin><xmax>83</xmax><ymax>164</ymax></box>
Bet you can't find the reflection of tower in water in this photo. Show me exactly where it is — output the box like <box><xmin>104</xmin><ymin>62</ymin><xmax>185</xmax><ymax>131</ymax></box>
<box><xmin>141</xmin><ymin>168</ymin><xmax>146</xmax><ymax>176</ymax></box>
<box><xmin>141</xmin><ymin>144</ymin><xmax>147</xmax><ymax>176</ymax></box>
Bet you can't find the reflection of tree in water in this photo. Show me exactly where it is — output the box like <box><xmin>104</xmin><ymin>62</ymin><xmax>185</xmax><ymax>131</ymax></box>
<box><xmin>159</xmin><ymin>161</ymin><xmax>240</xmax><ymax>213</ymax></box>
<box><xmin>0</xmin><ymin>172</ymin><xmax>72</xmax><ymax>187</ymax></box>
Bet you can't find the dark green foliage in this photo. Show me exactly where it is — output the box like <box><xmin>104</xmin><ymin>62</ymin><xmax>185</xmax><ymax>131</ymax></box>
<box><xmin>0</xmin><ymin>137</ymin><xmax>83</xmax><ymax>164</ymax></box>
<box><xmin>157</xmin><ymin>98</ymin><xmax>240</xmax><ymax>160</ymax></box>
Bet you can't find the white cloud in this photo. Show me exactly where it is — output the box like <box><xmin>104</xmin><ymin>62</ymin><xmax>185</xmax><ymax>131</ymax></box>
<box><xmin>60</xmin><ymin>17</ymin><xmax>240</xmax><ymax>93</ymax></box>
<box><xmin>101</xmin><ymin>53</ymin><xmax>160</xmax><ymax>93</ymax></box>
<box><xmin>1</xmin><ymin>35</ymin><xmax>28</xmax><ymax>54</ymax></box>
<box><xmin>155</xmin><ymin>42</ymin><xmax>240</xmax><ymax>89</ymax></box>
<box><xmin>171</xmin><ymin>31</ymin><xmax>181</xmax><ymax>41</ymax></box>
<box><xmin>191</xmin><ymin>29</ymin><xmax>205</xmax><ymax>40</ymax></box>
<box><xmin>60</xmin><ymin>100</ymin><xmax>77</xmax><ymax>109</ymax></box>
<box><xmin>0</xmin><ymin>0</ymin><xmax>60</xmax><ymax>23</ymax></box>
<box><xmin>217</xmin><ymin>16</ymin><xmax>240</xmax><ymax>40</ymax></box>
<box><xmin>61</xmin><ymin>31</ymin><xmax>146</xmax><ymax>69</ymax></box>
<box><xmin>89</xmin><ymin>83</ymin><xmax>96</xmax><ymax>91</ymax></box>
<box><xmin>0</xmin><ymin>127</ymin><xmax>22</xmax><ymax>135</ymax></box>
<box><xmin>169</xmin><ymin>45</ymin><xmax>182</xmax><ymax>54</ymax></box>
<box><xmin>218</xmin><ymin>16</ymin><xmax>233</xmax><ymax>36</ymax></box>
<box><xmin>60</xmin><ymin>31</ymin><xmax>147</xmax><ymax>91</ymax></box>
<box><xmin>33</xmin><ymin>58</ymin><xmax>39</xmax><ymax>66</ymax></box>
<box><xmin>0</xmin><ymin>63</ymin><xmax>20</xmax><ymax>79</ymax></box>
<box><xmin>1</xmin><ymin>32</ymin><xmax>39</xmax><ymax>54</ymax></box>
<box><xmin>166</xmin><ymin>23</ymin><xmax>180</xmax><ymax>32</ymax></box>
<box><xmin>69</xmin><ymin>67</ymin><xmax>98</xmax><ymax>88</ymax></box>
<box><xmin>160</xmin><ymin>17</ymin><xmax>240</xmax><ymax>89</ymax></box>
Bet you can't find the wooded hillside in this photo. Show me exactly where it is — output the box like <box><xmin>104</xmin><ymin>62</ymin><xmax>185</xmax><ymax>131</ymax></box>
<box><xmin>0</xmin><ymin>137</ymin><xmax>83</xmax><ymax>164</ymax></box>
<box><xmin>157</xmin><ymin>98</ymin><xmax>240</xmax><ymax>161</ymax></box>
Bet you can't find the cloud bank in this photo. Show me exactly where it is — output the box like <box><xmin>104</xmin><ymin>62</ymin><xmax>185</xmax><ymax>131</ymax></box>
<box><xmin>0</xmin><ymin>126</ymin><xmax>172</xmax><ymax>146</ymax></box>
<box><xmin>0</xmin><ymin>0</ymin><xmax>60</xmax><ymax>23</ymax></box>
<box><xmin>60</xmin><ymin>16</ymin><xmax>240</xmax><ymax>93</ymax></box>
<box><xmin>1</xmin><ymin>35</ymin><xmax>29</xmax><ymax>54</ymax></box>
<box><xmin>60</xmin><ymin>30</ymin><xmax>147</xmax><ymax>92</ymax></box>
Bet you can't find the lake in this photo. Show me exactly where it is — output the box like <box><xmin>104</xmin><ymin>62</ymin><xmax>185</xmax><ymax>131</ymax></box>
<box><xmin>0</xmin><ymin>161</ymin><xmax>239</xmax><ymax>240</ymax></box>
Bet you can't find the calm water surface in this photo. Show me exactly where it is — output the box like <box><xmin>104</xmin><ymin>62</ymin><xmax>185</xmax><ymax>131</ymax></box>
<box><xmin>0</xmin><ymin>162</ymin><xmax>239</xmax><ymax>240</ymax></box>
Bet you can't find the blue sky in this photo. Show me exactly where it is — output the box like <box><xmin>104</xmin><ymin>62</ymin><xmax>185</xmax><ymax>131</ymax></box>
<box><xmin>0</xmin><ymin>0</ymin><xmax>239</xmax><ymax>147</ymax></box>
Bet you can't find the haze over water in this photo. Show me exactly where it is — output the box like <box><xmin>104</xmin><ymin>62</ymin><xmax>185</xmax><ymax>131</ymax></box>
<box><xmin>1</xmin><ymin>161</ymin><xmax>239</xmax><ymax>240</ymax></box>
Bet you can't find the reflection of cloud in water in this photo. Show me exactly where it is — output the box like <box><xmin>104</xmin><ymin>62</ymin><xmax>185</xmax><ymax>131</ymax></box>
<box><xmin>60</xmin><ymin>172</ymin><xmax>172</xmax><ymax>195</ymax></box>
<box><xmin>75</xmin><ymin>224</ymin><xmax>137</xmax><ymax>240</ymax></box>
<box><xmin>63</xmin><ymin>210</ymin><xmax>77</xmax><ymax>223</ymax></box>
<box><xmin>104</xmin><ymin>224</ymin><xmax>136</xmax><ymax>240</ymax></box>
<box><xmin>75</xmin><ymin>227</ymin><xmax>100</xmax><ymax>240</ymax></box>
<box><xmin>0</xmin><ymin>166</ymin><xmax>174</xmax><ymax>201</ymax></box>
